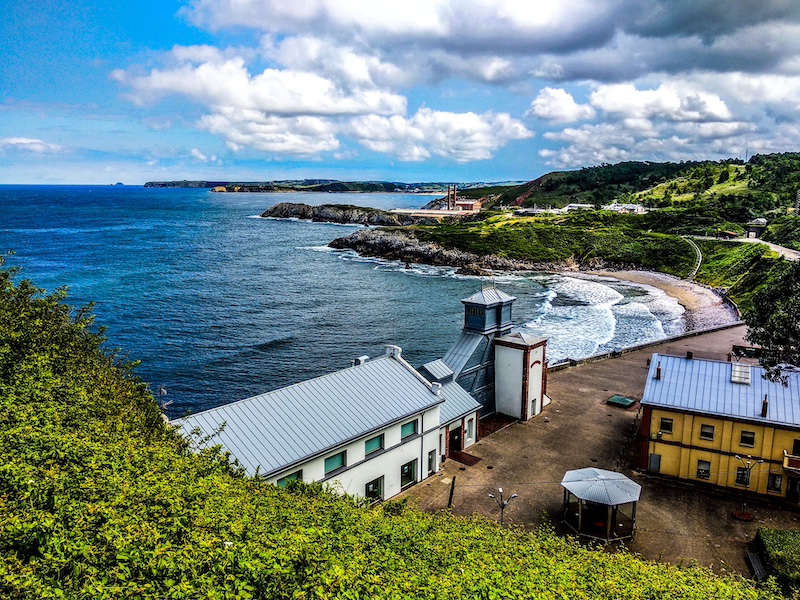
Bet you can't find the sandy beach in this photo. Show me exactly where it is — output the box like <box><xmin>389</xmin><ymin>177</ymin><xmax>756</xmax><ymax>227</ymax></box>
<box><xmin>583</xmin><ymin>270</ymin><xmax>741</xmax><ymax>331</ymax></box>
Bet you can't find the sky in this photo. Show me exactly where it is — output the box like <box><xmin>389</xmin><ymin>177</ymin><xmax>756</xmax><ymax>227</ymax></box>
<box><xmin>3</xmin><ymin>0</ymin><xmax>800</xmax><ymax>185</ymax></box>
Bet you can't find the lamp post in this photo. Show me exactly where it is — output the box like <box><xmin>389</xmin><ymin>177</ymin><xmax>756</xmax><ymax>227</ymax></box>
<box><xmin>488</xmin><ymin>487</ymin><xmax>518</xmax><ymax>526</ymax></box>
<box><xmin>734</xmin><ymin>454</ymin><xmax>763</xmax><ymax>520</ymax></box>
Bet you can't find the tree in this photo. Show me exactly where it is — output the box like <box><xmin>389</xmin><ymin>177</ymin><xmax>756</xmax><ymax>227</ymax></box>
<box><xmin>744</xmin><ymin>260</ymin><xmax>800</xmax><ymax>383</ymax></box>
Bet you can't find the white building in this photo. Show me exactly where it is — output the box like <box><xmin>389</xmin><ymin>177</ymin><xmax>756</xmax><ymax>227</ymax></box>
<box><xmin>171</xmin><ymin>286</ymin><xmax>550</xmax><ymax>501</ymax></box>
<box><xmin>172</xmin><ymin>345</ymin><xmax>480</xmax><ymax>502</ymax></box>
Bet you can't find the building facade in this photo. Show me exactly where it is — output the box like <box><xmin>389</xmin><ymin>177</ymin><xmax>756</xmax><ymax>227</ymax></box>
<box><xmin>639</xmin><ymin>353</ymin><xmax>800</xmax><ymax>501</ymax></box>
<box><xmin>173</xmin><ymin>345</ymin><xmax>481</xmax><ymax>502</ymax></box>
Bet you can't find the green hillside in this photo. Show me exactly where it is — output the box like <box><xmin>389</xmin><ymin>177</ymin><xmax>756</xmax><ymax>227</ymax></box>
<box><xmin>0</xmin><ymin>263</ymin><xmax>777</xmax><ymax>598</ymax></box>
<box><xmin>470</xmin><ymin>153</ymin><xmax>800</xmax><ymax>216</ymax></box>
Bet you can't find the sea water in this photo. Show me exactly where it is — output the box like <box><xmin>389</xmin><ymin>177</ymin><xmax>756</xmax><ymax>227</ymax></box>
<box><xmin>0</xmin><ymin>185</ymin><xmax>686</xmax><ymax>416</ymax></box>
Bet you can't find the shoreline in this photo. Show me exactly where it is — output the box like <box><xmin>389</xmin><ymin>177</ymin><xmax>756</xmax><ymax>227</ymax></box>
<box><xmin>578</xmin><ymin>270</ymin><xmax>740</xmax><ymax>332</ymax></box>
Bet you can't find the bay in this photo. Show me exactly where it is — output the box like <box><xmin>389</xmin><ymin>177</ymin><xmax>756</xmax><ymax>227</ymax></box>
<box><xmin>0</xmin><ymin>185</ymin><xmax>685</xmax><ymax>416</ymax></box>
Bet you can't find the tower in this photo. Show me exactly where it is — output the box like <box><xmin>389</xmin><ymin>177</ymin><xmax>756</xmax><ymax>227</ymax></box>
<box><xmin>438</xmin><ymin>286</ymin><xmax>516</xmax><ymax>415</ymax></box>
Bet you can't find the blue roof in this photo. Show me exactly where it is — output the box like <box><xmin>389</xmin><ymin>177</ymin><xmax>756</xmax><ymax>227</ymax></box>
<box><xmin>462</xmin><ymin>287</ymin><xmax>516</xmax><ymax>306</ymax></box>
<box><xmin>442</xmin><ymin>331</ymin><xmax>484</xmax><ymax>377</ymax></box>
<box><xmin>642</xmin><ymin>354</ymin><xmax>800</xmax><ymax>428</ymax></box>
<box><xmin>171</xmin><ymin>351</ymin><xmax>445</xmax><ymax>477</ymax></box>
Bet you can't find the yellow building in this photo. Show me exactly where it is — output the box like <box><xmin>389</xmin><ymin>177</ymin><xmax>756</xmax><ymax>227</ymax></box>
<box><xmin>639</xmin><ymin>353</ymin><xmax>800</xmax><ymax>501</ymax></box>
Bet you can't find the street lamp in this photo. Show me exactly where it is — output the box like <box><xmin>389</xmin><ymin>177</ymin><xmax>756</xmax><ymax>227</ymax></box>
<box><xmin>734</xmin><ymin>454</ymin><xmax>763</xmax><ymax>520</ymax></box>
<box><xmin>488</xmin><ymin>487</ymin><xmax>518</xmax><ymax>526</ymax></box>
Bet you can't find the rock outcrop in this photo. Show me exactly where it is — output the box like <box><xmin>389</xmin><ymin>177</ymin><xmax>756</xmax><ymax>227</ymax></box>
<box><xmin>261</xmin><ymin>203</ymin><xmax>438</xmax><ymax>226</ymax></box>
<box><xmin>328</xmin><ymin>228</ymin><xmax>581</xmax><ymax>273</ymax></box>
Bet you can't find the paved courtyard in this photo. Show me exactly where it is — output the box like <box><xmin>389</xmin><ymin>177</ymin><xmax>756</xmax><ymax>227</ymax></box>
<box><xmin>400</xmin><ymin>324</ymin><xmax>800</xmax><ymax>575</ymax></box>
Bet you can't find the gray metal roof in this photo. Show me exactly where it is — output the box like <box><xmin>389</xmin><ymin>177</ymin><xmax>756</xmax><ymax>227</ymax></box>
<box><xmin>171</xmin><ymin>353</ymin><xmax>444</xmax><ymax>477</ymax></box>
<box><xmin>421</xmin><ymin>359</ymin><xmax>454</xmax><ymax>382</ymax></box>
<box><xmin>439</xmin><ymin>381</ymin><xmax>482</xmax><ymax>425</ymax></box>
<box><xmin>462</xmin><ymin>287</ymin><xmax>516</xmax><ymax>306</ymax></box>
<box><xmin>561</xmin><ymin>468</ymin><xmax>641</xmax><ymax>505</ymax></box>
<box><xmin>642</xmin><ymin>354</ymin><xmax>800</xmax><ymax>428</ymax></box>
<box><xmin>442</xmin><ymin>331</ymin><xmax>484</xmax><ymax>377</ymax></box>
<box><xmin>495</xmin><ymin>331</ymin><xmax>547</xmax><ymax>346</ymax></box>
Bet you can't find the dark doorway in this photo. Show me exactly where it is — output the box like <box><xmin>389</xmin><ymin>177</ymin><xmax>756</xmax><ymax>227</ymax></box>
<box><xmin>788</xmin><ymin>477</ymin><xmax>800</xmax><ymax>503</ymax></box>
<box><xmin>449</xmin><ymin>427</ymin><xmax>463</xmax><ymax>453</ymax></box>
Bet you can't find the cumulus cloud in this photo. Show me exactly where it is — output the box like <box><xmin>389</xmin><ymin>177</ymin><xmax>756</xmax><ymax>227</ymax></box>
<box><xmin>110</xmin><ymin>0</ymin><xmax>800</xmax><ymax>169</ymax></box>
<box><xmin>0</xmin><ymin>137</ymin><xmax>63</xmax><ymax>154</ymax></box>
<box><xmin>199</xmin><ymin>109</ymin><xmax>340</xmax><ymax>155</ymax></box>
<box><xmin>528</xmin><ymin>88</ymin><xmax>595</xmax><ymax>123</ymax></box>
<box><xmin>349</xmin><ymin>108</ymin><xmax>532</xmax><ymax>162</ymax></box>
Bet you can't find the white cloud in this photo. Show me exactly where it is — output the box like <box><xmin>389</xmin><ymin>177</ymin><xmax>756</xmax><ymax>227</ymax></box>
<box><xmin>349</xmin><ymin>108</ymin><xmax>532</xmax><ymax>162</ymax></box>
<box><xmin>0</xmin><ymin>137</ymin><xmax>63</xmax><ymax>154</ymax></box>
<box><xmin>199</xmin><ymin>109</ymin><xmax>340</xmax><ymax>155</ymax></box>
<box><xmin>528</xmin><ymin>88</ymin><xmax>595</xmax><ymax>123</ymax></box>
<box><xmin>589</xmin><ymin>83</ymin><xmax>731</xmax><ymax>122</ymax></box>
<box><xmin>190</xmin><ymin>147</ymin><xmax>221</xmax><ymax>163</ymax></box>
<box><xmin>114</xmin><ymin>55</ymin><xmax>406</xmax><ymax>116</ymax></box>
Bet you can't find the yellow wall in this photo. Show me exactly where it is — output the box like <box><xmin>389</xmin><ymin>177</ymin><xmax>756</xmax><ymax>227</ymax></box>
<box><xmin>646</xmin><ymin>408</ymin><xmax>799</xmax><ymax>497</ymax></box>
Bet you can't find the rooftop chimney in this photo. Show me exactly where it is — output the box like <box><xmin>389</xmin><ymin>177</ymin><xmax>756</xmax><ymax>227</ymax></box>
<box><xmin>655</xmin><ymin>361</ymin><xmax>662</xmax><ymax>380</ymax></box>
<box><xmin>686</xmin><ymin>351</ymin><xmax>693</xmax><ymax>360</ymax></box>
<box><xmin>761</xmin><ymin>394</ymin><xmax>769</xmax><ymax>418</ymax></box>
<box><xmin>385</xmin><ymin>345</ymin><xmax>402</xmax><ymax>358</ymax></box>
<box><xmin>431</xmin><ymin>382</ymin><xmax>442</xmax><ymax>396</ymax></box>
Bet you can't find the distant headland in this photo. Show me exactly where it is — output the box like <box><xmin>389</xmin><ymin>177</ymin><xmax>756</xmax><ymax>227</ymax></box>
<box><xmin>142</xmin><ymin>179</ymin><xmax>524</xmax><ymax>193</ymax></box>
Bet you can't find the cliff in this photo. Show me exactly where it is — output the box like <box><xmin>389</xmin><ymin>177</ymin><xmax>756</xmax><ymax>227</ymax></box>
<box><xmin>261</xmin><ymin>203</ymin><xmax>439</xmax><ymax>226</ymax></box>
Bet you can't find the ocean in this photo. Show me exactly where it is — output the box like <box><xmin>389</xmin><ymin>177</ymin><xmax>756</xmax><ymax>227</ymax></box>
<box><xmin>0</xmin><ymin>185</ymin><xmax>686</xmax><ymax>416</ymax></box>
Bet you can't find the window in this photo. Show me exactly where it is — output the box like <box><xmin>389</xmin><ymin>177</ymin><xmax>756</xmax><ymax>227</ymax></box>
<box><xmin>365</xmin><ymin>434</ymin><xmax>384</xmax><ymax>455</ymax></box>
<box><xmin>365</xmin><ymin>476</ymin><xmax>384</xmax><ymax>502</ymax></box>
<box><xmin>466</xmin><ymin>418</ymin><xmax>475</xmax><ymax>440</ymax></box>
<box><xmin>735</xmin><ymin>467</ymin><xmax>750</xmax><ymax>487</ymax></box>
<box><xmin>276</xmin><ymin>470</ymin><xmax>302</xmax><ymax>487</ymax></box>
<box><xmin>400</xmin><ymin>459</ymin><xmax>417</xmax><ymax>488</ymax></box>
<box><xmin>324</xmin><ymin>451</ymin><xmax>346</xmax><ymax>475</ymax></box>
<box><xmin>401</xmin><ymin>420</ymin><xmax>418</xmax><ymax>439</ymax></box>
<box><xmin>739</xmin><ymin>431</ymin><xmax>756</xmax><ymax>447</ymax></box>
<box><xmin>427</xmin><ymin>449</ymin><xmax>437</xmax><ymax>475</ymax></box>
<box><xmin>659</xmin><ymin>418</ymin><xmax>673</xmax><ymax>434</ymax></box>
<box><xmin>793</xmin><ymin>439</ymin><xmax>800</xmax><ymax>456</ymax></box>
<box><xmin>699</xmin><ymin>424</ymin><xmax>715</xmax><ymax>441</ymax></box>
<box><xmin>696</xmin><ymin>460</ymin><xmax>711</xmax><ymax>480</ymax></box>
<box><xmin>768</xmin><ymin>473</ymin><xmax>783</xmax><ymax>493</ymax></box>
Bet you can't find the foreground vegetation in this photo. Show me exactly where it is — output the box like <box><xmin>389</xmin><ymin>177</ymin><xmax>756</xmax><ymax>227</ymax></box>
<box><xmin>0</xmin><ymin>264</ymin><xmax>778</xmax><ymax>598</ymax></box>
<box><xmin>758</xmin><ymin>528</ymin><xmax>800</xmax><ymax>593</ymax></box>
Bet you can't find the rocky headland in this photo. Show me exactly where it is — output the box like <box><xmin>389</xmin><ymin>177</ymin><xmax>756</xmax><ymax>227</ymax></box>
<box><xmin>261</xmin><ymin>203</ymin><xmax>440</xmax><ymax>226</ymax></box>
<box><xmin>328</xmin><ymin>228</ymin><xmax>601</xmax><ymax>275</ymax></box>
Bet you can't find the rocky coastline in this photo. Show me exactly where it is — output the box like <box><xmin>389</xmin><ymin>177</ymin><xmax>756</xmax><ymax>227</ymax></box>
<box><xmin>261</xmin><ymin>202</ymin><xmax>440</xmax><ymax>226</ymax></box>
<box><xmin>328</xmin><ymin>228</ymin><xmax>610</xmax><ymax>275</ymax></box>
<box><xmin>328</xmin><ymin>228</ymin><xmax>740</xmax><ymax>329</ymax></box>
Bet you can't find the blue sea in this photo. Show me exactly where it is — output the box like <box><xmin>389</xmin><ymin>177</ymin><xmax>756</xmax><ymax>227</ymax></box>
<box><xmin>0</xmin><ymin>185</ymin><xmax>686</xmax><ymax>416</ymax></box>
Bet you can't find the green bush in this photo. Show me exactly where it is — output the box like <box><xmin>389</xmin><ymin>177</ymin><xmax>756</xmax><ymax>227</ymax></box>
<box><xmin>0</xmin><ymin>264</ymin><xmax>777</xmax><ymax>598</ymax></box>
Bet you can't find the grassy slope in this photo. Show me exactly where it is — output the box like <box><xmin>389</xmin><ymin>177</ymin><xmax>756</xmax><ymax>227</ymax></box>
<box><xmin>0</xmin><ymin>267</ymin><xmax>776</xmax><ymax>599</ymax></box>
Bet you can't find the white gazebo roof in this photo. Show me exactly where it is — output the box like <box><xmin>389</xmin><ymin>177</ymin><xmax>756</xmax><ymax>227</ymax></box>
<box><xmin>561</xmin><ymin>468</ymin><xmax>641</xmax><ymax>506</ymax></box>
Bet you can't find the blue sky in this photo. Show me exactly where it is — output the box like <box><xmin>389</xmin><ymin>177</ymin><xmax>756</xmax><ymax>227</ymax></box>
<box><xmin>3</xmin><ymin>0</ymin><xmax>800</xmax><ymax>184</ymax></box>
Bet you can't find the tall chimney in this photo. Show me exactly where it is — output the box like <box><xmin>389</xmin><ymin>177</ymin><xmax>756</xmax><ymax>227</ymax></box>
<box><xmin>655</xmin><ymin>361</ymin><xmax>662</xmax><ymax>380</ymax></box>
<box><xmin>761</xmin><ymin>394</ymin><xmax>769</xmax><ymax>418</ymax></box>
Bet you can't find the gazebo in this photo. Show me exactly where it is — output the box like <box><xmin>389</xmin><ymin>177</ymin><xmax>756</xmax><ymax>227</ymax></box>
<box><xmin>561</xmin><ymin>467</ymin><xmax>641</xmax><ymax>543</ymax></box>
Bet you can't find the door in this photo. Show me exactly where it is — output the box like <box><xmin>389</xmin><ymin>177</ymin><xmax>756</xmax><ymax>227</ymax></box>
<box><xmin>788</xmin><ymin>477</ymin><xmax>800</xmax><ymax>503</ymax></box>
<box><xmin>449</xmin><ymin>427</ymin><xmax>463</xmax><ymax>453</ymax></box>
